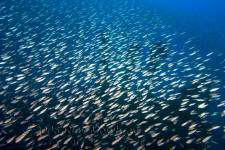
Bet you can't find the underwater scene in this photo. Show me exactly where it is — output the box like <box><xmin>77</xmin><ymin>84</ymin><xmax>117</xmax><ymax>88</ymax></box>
<box><xmin>0</xmin><ymin>0</ymin><xmax>224</xmax><ymax>149</ymax></box>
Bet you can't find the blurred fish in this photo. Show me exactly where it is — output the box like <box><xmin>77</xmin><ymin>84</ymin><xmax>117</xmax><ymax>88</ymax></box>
<box><xmin>0</xmin><ymin>0</ymin><xmax>224</xmax><ymax>150</ymax></box>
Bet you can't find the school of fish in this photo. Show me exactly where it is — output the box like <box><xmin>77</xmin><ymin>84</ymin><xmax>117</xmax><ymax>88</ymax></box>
<box><xmin>0</xmin><ymin>0</ymin><xmax>224</xmax><ymax>150</ymax></box>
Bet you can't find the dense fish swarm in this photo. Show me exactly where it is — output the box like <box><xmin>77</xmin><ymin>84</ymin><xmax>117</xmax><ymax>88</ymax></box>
<box><xmin>0</xmin><ymin>0</ymin><xmax>224</xmax><ymax>150</ymax></box>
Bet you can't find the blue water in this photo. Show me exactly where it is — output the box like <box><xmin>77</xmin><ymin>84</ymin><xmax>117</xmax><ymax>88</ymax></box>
<box><xmin>144</xmin><ymin>1</ymin><xmax>225</xmax><ymax>87</ymax></box>
<box><xmin>145</xmin><ymin>0</ymin><xmax>225</xmax><ymax>53</ymax></box>
<box><xmin>146</xmin><ymin>1</ymin><xmax>225</xmax><ymax>149</ymax></box>
<box><xmin>153</xmin><ymin>1</ymin><xmax>225</xmax><ymax>149</ymax></box>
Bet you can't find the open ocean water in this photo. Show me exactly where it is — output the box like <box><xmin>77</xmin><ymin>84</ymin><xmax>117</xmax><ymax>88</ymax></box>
<box><xmin>0</xmin><ymin>0</ymin><xmax>224</xmax><ymax>149</ymax></box>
